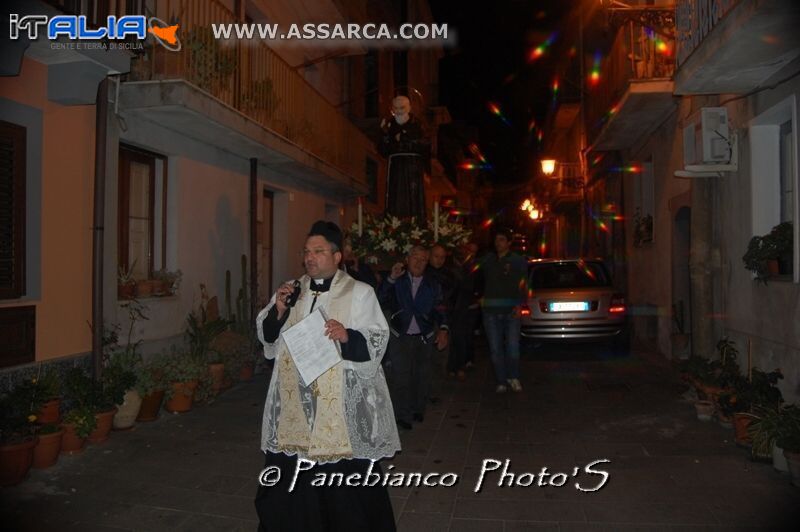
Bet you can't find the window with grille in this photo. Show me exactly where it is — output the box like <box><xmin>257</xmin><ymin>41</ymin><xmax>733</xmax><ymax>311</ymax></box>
<box><xmin>0</xmin><ymin>120</ymin><xmax>26</xmax><ymax>300</ymax></box>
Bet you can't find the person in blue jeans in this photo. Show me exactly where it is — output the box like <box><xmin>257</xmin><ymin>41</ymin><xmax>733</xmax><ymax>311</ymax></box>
<box><xmin>479</xmin><ymin>228</ymin><xmax>527</xmax><ymax>393</ymax></box>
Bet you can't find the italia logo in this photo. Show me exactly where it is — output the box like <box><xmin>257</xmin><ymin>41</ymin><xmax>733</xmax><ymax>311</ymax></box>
<box><xmin>8</xmin><ymin>14</ymin><xmax>181</xmax><ymax>51</ymax></box>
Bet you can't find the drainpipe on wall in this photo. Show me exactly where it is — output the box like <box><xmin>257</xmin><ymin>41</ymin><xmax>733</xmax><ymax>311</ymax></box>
<box><xmin>249</xmin><ymin>158</ymin><xmax>258</xmax><ymax>339</ymax></box>
<box><xmin>92</xmin><ymin>77</ymin><xmax>109</xmax><ymax>380</ymax></box>
<box><xmin>689</xmin><ymin>179</ymin><xmax>715</xmax><ymax>359</ymax></box>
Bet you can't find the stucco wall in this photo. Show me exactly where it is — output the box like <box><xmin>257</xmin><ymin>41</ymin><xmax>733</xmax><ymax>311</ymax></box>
<box><xmin>0</xmin><ymin>56</ymin><xmax>94</xmax><ymax>362</ymax></box>
<box><xmin>718</xmin><ymin>76</ymin><xmax>800</xmax><ymax>402</ymax></box>
<box><xmin>627</xmin><ymin>102</ymin><xmax>692</xmax><ymax>358</ymax></box>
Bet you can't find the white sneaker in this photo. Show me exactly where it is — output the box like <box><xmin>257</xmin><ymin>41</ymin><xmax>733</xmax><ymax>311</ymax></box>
<box><xmin>508</xmin><ymin>379</ymin><xmax>523</xmax><ymax>392</ymax></box>
<box><xmin>495</xmin><ymin>384</ymin><xmax>508</xmax><ymax>393</ymax></box>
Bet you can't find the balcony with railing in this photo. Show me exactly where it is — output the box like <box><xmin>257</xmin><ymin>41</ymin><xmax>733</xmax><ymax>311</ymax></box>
<box><xmin>674</xmin><ymin>0</ymin><xmax>800</xmax><ymax>94</ymax></box>
<box><xmin>547</xmin><ymin>163</ymin><xmax>585</xmax><ymax>206</ymax></box>
<box><xmin>124</xmin><ymin>0</ymin><xmax>374</xmax><ymax>189</ymax></box>
<box><xmin>586</xmin><ymin>10</ymin><xmax>677</xmax><ymax>151</ymax></box>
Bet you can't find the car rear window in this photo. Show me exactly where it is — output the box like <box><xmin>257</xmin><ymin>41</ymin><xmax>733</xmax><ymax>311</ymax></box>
<box><xmin>528</xmin><ymin>261</ymin><xmax>611</xmax><ymax>288</ymax></box>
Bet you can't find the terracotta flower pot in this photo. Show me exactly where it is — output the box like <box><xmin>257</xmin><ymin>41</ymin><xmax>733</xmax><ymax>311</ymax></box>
<box><xmin>113</xmin><ymin>389</ymin><xmax>143</xmax><ymax>430</ymax></box>
<box><xmin>239</xmin><ymin>362</ymin><xmax>255</xmax><ymax>381</ymax></box>
<box><xmin>118</xmin><ymin>282</ymin><xmax>137</xmax><ymax>300</ymax></box>
<box><xmin>32</xmin><ymin>429</ymin><xmax>64</xmax><ymax>469</ymax></box>
<box><xmin>694</xmin><ymin>400</ymin><xmax>715</xmax><ymax>421</ymax></box>
<box><xmin>766</xmin><ymin>259</ymin><xmax>780</xmax><ymax>277</ymax></box>
<box><xmin>164</xmin><ymin>381</ymin><xmax>198</xmax><ymax>413</ymax></box>
<box><xmin>88</xmin><ymin>408</ymin><xmax>117</xmax><ymax>444</ymax></box>
<box><xmin>60</xmin><ymin>423</ymin><xmax>86</xmax><ymax>454</ymax></box>
<box><xmin>209</xmin><ymin>363</ymin><xmax>225</xmax><ymax>393</ymax></box>
<box><xmin>0</xmin><ymin>438</ymin><xmax>38</xmax><ymax>486</ymax></box>
<box><xmin>36</xmin><ymin>398</ymin><xmax>61</xmax><ymax>425</ymax></box>
<box><xmin>733</xmin><ymin>413</ymin><xmax>754</xmax><ymax>446</ymax></box>
<box><xmin>136</xmin><ymin>279</ymin><xmax>154</xmax><ymax>298</ymax></box>
<box><xmin>60</xmin><ymin>423</ymin><xmax>87</xmax><ymax>454</ymax></box>
<box><xmin>136</xmin><ymin>390</ymin><xmax>165</xmax><ymax>422</ymax></box>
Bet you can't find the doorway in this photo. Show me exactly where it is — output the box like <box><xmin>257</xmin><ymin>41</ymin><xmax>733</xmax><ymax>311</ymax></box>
<box><xmin>671</xmin><ymin>206</ymin><xmax>691</xmax><ymax>359</ymax></box>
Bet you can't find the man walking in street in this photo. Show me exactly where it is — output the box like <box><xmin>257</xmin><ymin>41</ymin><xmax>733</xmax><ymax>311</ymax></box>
<box><xmin>480</xmin><ymin>228</ymin><xmax>527</xmax><ymax>393</ymax></box>
<box><xmin>254</xmin><ymin>220</ymin><xmax>399</xmax><ymax>531</ymax></box>
<box><xmin>379</xmin><ymin>245</ymin><xmax>448</xmax><ymax>429</ymax></box>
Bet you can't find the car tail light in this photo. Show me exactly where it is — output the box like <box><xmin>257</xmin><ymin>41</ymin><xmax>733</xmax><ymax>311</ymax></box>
<box><xmin>520</xmin><ymin>304</ymin><xmax>531</xmax><ymax>317</ymax></box>
<box><xmin>609</xmin><ymin>294</ymin><xmax>626</xmax><ymax>314</ymax></box>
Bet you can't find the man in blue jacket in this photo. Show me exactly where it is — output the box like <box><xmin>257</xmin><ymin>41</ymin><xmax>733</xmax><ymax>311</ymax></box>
<box><xmin>378</xmin><ymin>245</ymin><xmax>449</xmax><ymax>430</ymax></box>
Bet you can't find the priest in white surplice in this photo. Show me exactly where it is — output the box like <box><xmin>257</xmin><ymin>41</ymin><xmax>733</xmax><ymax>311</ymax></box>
<box><xmin>254</xmin><ymin>220</ymin><xmax>400</xmax><ymax>531</ymax></box>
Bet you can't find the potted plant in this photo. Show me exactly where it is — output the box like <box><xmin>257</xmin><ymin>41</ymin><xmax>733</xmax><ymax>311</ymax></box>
<box><xmin>153</xmin><ymin>268</ymin><xmax>182</xmax><ymax>296</ymax></box>
<box><xmin>0</xmin><ymin>385</ymin><xmax>40</xmax><ymax>486</ymax></box>
<box><xmin>748</xmin><ymin>404</ymin><xmax>796</xmax><ymax>470</ymax></box>
<box><xmin>61</xmin><ymin>406</ymin><xmax>96</xmax><ymax>454</ymax></box>
<box><xmin>135</xmin><ymin>356</ymin><xmax>167</xmax><ymax>422</ymax></box>
<box><xmin>186</xmin><ymin>300</ymin><xmax>229</xmax><ymax>398</ymax></box>
<box><xmin>718</xmin><ymin>367</ymin><xmax>783</xmax><ymax>446</ymax></box>
<box><xmin>777</xmin><ymin>405</ymin><xmax>800</xmax><ymax>487</ymax></box>
<box><xmin>105</xmin><ymin>356</ymin><xmax>139</xmax><ymax>430</ymax></box>
<box><xmin>32</xmin><ymin>424</ymin><xmax>64</xmax><ymax>469</ymax></box>
<box><xmin>742</xmin><ymin>221</ymin><xmax>794</xmax><ymax>283</ymax></box>
<box><xmin>63</xmin><ymin>368</ymin><xmax>117</xmax><ymax>444</ymax></box>
<box><xmin>162</xmin><ymin>348</ymin><xmax>206</xmax><ymax>413</ymax></box>
<box><xmin>118</xmin><ymin>260</ymin><xmax>137</xmax><ymax>299</ymax></box>
<box><xmin>32</xmin><ymin>368</ymin><xmax>61</xmax><ymax>425</ymax></box>
<box><xmin>102</xmin><ymin>303</ymin><xmax>147</xmax><ymax>429</ymax></box>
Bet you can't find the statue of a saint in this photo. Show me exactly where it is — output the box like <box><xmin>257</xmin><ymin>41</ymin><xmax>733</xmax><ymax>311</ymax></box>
<box><xmin>380</xmin><ymin>95</ymin><xmax>429</xmax><ymax>219</ymax></box>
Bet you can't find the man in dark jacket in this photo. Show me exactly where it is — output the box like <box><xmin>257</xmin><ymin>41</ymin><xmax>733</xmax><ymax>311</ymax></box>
<box><xmin>378</xmin><ymin>245</ymin><xmax>448</xmax><ymax>429</ymax></box>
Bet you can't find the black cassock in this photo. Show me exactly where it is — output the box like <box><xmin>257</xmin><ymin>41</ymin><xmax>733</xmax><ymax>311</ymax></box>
<box><xmin>380</xmin><ymin>115</ymin><xmax>430</xmax><ymax>219</ymax></box>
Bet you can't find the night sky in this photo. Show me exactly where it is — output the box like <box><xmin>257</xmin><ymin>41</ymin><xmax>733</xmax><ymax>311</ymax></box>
<box><xmin>430</xmin><ymin>0</ymin><xmax>571</xmax><ymax>186</ymax></box>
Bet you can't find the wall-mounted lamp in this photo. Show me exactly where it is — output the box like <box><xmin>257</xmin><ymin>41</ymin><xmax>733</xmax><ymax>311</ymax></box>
<box><xmin>540</xmin><ymin>158</ymin><xmax>556</xmax><ymax>176</ymax></box>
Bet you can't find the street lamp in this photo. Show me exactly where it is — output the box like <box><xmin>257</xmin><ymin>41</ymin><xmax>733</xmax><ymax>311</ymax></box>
<box><xmin>540</xmin><ymin>158</ymin><xmax>556</xmax><ymax>176</ymax></box>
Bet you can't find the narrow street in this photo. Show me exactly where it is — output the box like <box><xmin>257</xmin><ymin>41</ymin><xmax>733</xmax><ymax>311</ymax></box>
<box><xmin>3</xmin><ymin>341</ymin><xmax>797</xmax><ymax>531</ymax></box>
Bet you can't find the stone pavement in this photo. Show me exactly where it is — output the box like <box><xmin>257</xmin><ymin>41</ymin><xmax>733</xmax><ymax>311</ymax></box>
<box><xmin>2</xmin><ymin>341</ymin><xmax>798</xmax><ymax>531</ymax></box>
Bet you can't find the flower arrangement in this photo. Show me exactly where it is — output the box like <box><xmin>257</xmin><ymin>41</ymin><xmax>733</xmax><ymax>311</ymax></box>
<box><xmin>348</xmin><ymin>213</ymin><xmax>472</xmax><ymax>267</ymax></box>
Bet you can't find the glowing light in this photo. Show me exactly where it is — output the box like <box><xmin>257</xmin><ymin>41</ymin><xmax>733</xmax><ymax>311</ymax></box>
<box><xmin>487</xmin><ymin>101</ymin><xmax>511</xmax><ymax>126</ymax></box>
<box><xmin>576</xmin><ymin>259</ymin><xmax>596</xmax><ymax>281</ymax></box>
<box><xmin>540</xmin><ymin>159</ymin><xmax>556</xmax><ymax>176</ymax></box>
<box><xmin>481</xmin><ymin>217</ymin><xmax>494</xmax><ymax>229</ymax></box>
<box><xmin>529</xmin><ymin>209</ymin><xmax>540</xmax><ymax>220</ymax></box>
<box><xmin>608</xmin><ymin>103</ymin><xmax>620</xmax><ymax>116</ymax></box>
<box><xmin>537</xmin><ymin>130</ymin><xmax>543</xmax><ymax>143</ymax></box>
<box><xmin>656</xmin><ymin>39</ymin><xmax>671</xmax><ymax>56</ymax></box>
<box><xmin>521</xmin><ymin>199</ymin><xmax>531</xmax><ymax>211</ymax></box>
<box><xmin>527</xmin><ymin>118</ymin><xmax>536</xmax><ymax>133</ymax></box>
<box><xmin>552</xmin><ymin>78</ymin><xmax>559</xmax><ymax>94</ymax></box>
<box><xmin>610</xmin><ymin>165</ymin><xmax>642</xmax><ymax>173</ymax></box>
<box><xmin>591</xmin><ymin>154</ymin><xmax>605</xmax><ymax>167</ymax></box>
<box><xmin>460</xmin><ymin>162</ymin><xmax>477</xmax><ymax>170</ymax></box>
<box><xmin>528</xmin><ymin>31</ymin><xmax>558</xmax><ymax>62</ymax></box>
<box><xmin>539</xmin><ymin>237</ymin><xmax>547</xmax><ymax>255</ymax></box>
<box><xmin>589</xmin><ymin>50</ymin><xmax>602</xmax><ymax>86</ymax></box>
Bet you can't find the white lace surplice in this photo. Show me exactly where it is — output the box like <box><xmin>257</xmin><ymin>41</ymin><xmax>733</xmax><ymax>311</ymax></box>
<box><xmin>256</xmin><ymin>271</ymin><xmax>401</xmax><ymax>463</ymax></box>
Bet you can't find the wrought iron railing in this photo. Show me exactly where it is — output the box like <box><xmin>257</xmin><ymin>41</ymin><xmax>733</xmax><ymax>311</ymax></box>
<box><xmin>586</xmin><ymin>14</ymin><xmax>676</xmax><ymax>141</ymax></box>
<box><xmin>675</xmin><ymin>0</ymin><xmax>740</xmax><ymax>68</ymax></box>
<box><xmin>127</xmin><ymin>0</ymin><xmax>373</xmax><ymax>183</ymax></box>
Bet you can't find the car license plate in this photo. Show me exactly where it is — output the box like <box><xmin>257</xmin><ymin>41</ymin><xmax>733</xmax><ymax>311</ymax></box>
<box><xmin>549</xmin><ymin>301</ymin><xmax>589</xmax><ymax>312</ymax></box>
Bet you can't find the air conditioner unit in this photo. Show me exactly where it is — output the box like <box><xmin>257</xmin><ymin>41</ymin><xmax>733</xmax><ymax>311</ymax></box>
<box><xmin>675</xmin><ymin>107</ymin><xmax>738</xmax><ymax>178</ymax></box>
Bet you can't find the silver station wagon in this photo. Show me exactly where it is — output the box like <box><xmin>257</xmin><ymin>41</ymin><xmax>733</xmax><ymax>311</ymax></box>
<box><xmin>520</xmin><ymin>258</ymin><xmax>627</xmax><ymax>342</ymax></box>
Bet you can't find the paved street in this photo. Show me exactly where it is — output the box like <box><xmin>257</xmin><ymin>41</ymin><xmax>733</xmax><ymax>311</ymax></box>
<box><xmin>2</xmin><ymin>341</ymin><xmax>798</xmax><ymax>531</ymax></box>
